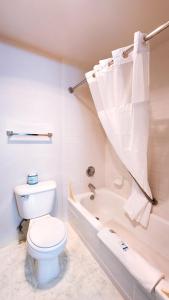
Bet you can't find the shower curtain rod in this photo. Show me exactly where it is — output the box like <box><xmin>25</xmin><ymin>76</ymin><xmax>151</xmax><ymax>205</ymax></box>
<box><xmin>68</xmin><ymin>20</ymin><xmax>169</xmax><ymax>93</ymax></box>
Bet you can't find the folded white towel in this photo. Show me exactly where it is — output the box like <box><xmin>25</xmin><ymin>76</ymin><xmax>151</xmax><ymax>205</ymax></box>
<box><xmin>124</xmin><ymin>179</ymin><xmax>152</xmax><ymax>227</ymax></box>
<box><xmin>98</xmin><ymin>228</ymin><xmax>164</xmax><ymax>294</ymax></box>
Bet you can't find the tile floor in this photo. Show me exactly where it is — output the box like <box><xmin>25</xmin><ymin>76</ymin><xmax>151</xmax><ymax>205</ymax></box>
<box><xmin>0</xmin><ymin>224</ymin><xmax>123</xmax><ymax>300</ymax></box>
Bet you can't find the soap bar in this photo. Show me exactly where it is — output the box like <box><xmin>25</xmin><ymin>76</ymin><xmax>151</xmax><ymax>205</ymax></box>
<box><xmin>27</xmin><ymin>173</ymin><xmax>38</xmax><ymax>185</ymax></box>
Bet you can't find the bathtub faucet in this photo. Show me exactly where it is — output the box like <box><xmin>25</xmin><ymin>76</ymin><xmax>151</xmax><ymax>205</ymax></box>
<box><xmin>88</xmin><ymin>183</ymin><xmax>96</xmax><ymax>200</ymax></box>
<box><xmin>88</xmin><ymin>183</ymin><xmax>96</xmax><ymax>192</ymax></box>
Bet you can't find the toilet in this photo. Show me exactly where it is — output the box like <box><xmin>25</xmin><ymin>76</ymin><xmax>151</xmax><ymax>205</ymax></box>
<box><xmin>14</xmin><ymin>180</ymin><xmax>67</xmax><ymax>286</ymax></box>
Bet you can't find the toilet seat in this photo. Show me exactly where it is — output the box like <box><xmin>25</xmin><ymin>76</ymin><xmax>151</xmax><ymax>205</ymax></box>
<box><xmin>28</xmin><ymin>215</ymin><xmax>66</xmax><ymax>248</ymax></box>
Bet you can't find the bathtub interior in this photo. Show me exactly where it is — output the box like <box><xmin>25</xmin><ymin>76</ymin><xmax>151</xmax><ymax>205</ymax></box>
<box><xmin>70</xmin><ymin>188</ymin><xmax>169</xmax><ymax>282</ymax></box>
<box><xmin>80</xmin><ymin>191</ymin><xmax>117</xmax><ymax>223</ymax></box>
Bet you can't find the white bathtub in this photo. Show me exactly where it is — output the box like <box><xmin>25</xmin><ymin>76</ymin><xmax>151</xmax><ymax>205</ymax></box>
<box><xmin>68</xmin><ymin>188</ymin><xmax>169</xmax><ymax>300</ymax></box>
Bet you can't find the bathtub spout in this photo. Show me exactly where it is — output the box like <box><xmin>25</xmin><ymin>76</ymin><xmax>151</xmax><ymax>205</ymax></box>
<box><xmin>88</xmin><ymin>183</ymin><xmax>96</xmax><ymax>200</ymax></box>
<box><xmin>88</xmin><ymin>183</ymin><xmax>96</xmax><ymax>192</ymax></box>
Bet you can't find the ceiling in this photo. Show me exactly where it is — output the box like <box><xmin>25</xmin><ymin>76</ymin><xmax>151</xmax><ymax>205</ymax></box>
<box><xmin>0</xmin><ymin>0</ymin><xmax>169</xmax><ymax>70</ymax></box>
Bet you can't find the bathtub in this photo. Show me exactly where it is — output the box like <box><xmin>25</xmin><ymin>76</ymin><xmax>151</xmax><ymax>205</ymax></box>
<box><xmin>68</xmin><ymin>188</ymin><xmax>169</xmax><ymax>300</ymax></box>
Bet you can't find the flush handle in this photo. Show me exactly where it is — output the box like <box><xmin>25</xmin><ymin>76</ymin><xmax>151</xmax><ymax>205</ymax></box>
<box><xmin>21</xmin><ymin>195</ymin><xmax>29</xmax><ymax>200</ymax></box>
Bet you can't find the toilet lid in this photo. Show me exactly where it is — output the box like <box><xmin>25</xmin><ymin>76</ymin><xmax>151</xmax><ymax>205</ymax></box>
<box><xmin>29</xmin><ymin>216</ymin><xmax>66</xmax><ymax>248</ymax></box>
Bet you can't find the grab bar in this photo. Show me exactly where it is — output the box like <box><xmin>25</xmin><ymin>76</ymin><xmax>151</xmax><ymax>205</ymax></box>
<box><xmin>6</xmin><ymin>130</ymin><xmax>53</xmax><ymax>138</ymax></box>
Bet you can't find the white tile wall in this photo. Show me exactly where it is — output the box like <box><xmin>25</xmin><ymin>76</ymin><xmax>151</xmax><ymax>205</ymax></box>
<box><xmin>62</xmin><ymin>63</ymin><xmax>106</xmax><ymax>195</ymax></box>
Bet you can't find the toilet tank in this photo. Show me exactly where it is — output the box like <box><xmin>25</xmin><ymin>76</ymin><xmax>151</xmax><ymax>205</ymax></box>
<box><xmin>14</xmin><ymin>180</ymin><xmax>56</xmax><ymax>219</ymax></box>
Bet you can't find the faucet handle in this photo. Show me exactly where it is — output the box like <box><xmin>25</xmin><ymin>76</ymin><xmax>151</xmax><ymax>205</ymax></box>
<box><xmin>86</xmin><ymin>166</ymin><xmax>95</xmax><ymax>177</ymax></box>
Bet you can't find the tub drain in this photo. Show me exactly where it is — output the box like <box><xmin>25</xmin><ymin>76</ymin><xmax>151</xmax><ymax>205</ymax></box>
<box><xmin>109</xmin><ymin>229</ymin><xmax>116</xmax><ymax>233</ymax></box>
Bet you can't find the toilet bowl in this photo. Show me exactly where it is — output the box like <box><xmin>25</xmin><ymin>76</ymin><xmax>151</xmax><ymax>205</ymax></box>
<box><xmin>14</xmin><ymin>180</ymin><xmax>67</xmax><ymax>286</ymax></box>
<box><xmin>27</xmin><ymin>215</ymin><xmax>67</xmax><ymax>285</ymax></box>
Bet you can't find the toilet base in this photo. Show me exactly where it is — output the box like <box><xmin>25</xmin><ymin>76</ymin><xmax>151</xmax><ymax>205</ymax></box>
<box><xmin>35</xmin><ymin>256</ymin><xmax>60</xmax><ymax>286</ymax></box>
<box><xmin>27</xmin><ymin>224</ymin><xmax>67</xmax><ymax>287</ymax></box>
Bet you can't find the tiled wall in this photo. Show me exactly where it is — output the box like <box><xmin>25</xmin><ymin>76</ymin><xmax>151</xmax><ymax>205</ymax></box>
<box><xmin>105</xmin><ymin>141</ymin><xmax>131</xmax><ymax>198</ymax></box>
<box><xmin>62</xmin><ymin>67</ymin><xmax>106</xmax><ymax>196</ymax></box>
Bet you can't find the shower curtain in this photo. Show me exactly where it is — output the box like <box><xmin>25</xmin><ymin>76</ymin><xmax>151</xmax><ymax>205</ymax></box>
<box><xmin>86</xmin><ymin>32</ymin><xmax>153</xmax><ymax>227</ymax></box>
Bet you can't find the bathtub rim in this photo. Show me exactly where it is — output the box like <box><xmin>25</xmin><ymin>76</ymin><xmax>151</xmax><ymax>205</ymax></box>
<box><xmin>71</xmin><ymin>187</ymin><xmax>169</xmax><ymax>228</ymax></box>
<box><xmin>68</xmin><ymin>191</ymin><xmax>169</xmax><ymax>300</ymax></box>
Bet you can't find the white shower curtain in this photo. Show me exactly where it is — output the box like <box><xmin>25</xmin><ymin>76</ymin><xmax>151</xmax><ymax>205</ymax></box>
<box><xmin>86</xmin><ymin>32</ymin><xmax>153</xmax><ymax>227</ymax></box>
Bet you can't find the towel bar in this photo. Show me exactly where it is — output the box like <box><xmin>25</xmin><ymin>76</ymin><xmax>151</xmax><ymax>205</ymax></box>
<box><xmin>6</xmin><ymin>131</ymin><xmax>52</xmax><ymax>138</ymax></box>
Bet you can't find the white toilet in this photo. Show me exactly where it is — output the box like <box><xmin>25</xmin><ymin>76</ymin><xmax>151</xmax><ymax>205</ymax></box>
<box><xmin>14</xmin><ymin>180</ymin><xmax>67</xmax><ymax>286</ymax></box>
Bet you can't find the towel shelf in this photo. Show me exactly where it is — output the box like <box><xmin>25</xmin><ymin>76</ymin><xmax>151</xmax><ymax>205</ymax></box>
<box><xmin>6</xmin><ymin>131</ymin><xmax>53</xmax><ymax>138</ymax></box>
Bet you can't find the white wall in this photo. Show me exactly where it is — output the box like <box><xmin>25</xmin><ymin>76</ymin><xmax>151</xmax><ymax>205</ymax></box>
<box><xmin>0</xmin><ymin>42</ymin><xmax>106</xmax><ymax>246</ymax></box>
